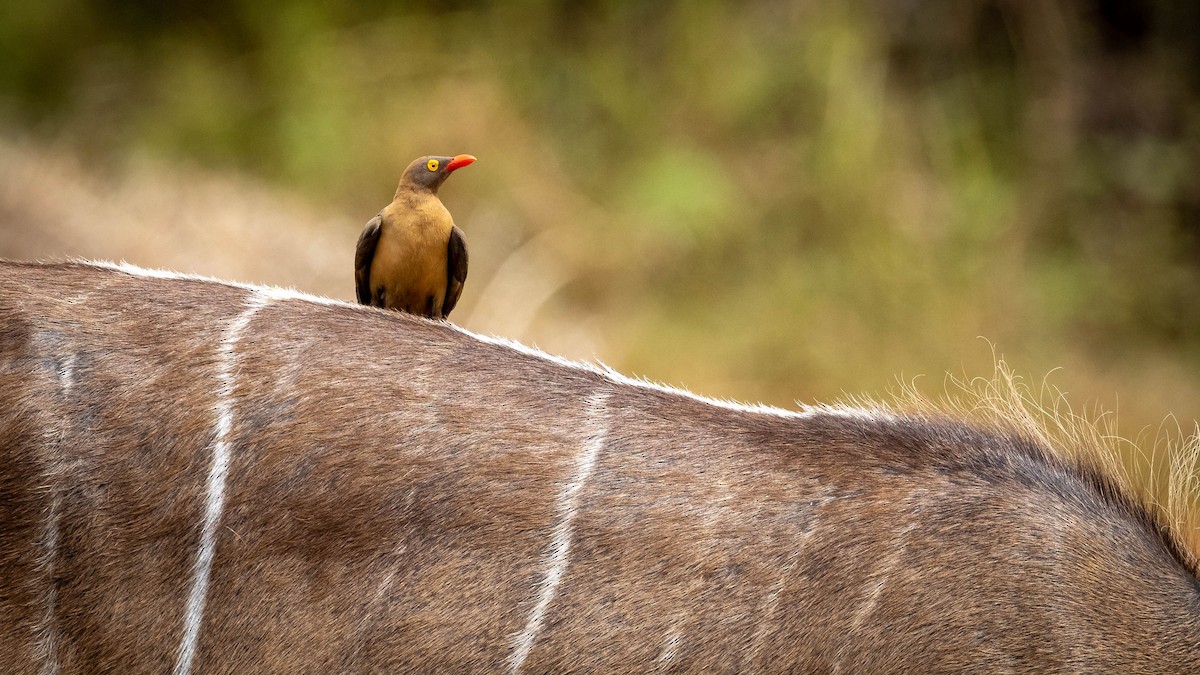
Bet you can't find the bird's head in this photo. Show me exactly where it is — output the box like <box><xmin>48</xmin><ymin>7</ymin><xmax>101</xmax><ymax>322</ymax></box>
<box><xmin>397</xmin><ymin>154</ymin><xmax>476</xmax><ymax>195</ymax></box>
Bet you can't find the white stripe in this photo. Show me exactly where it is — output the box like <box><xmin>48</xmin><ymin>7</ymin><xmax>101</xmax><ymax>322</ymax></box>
<box><xmin>508</xmin><ymin>390</ymin><xmax>610</xmax><ymax>674</ymax></box>
<box><xmin>174</xmin><ymin>289</ymin><xmax>271</xmax><ymax>675</ymax></box>
<box><xmin>36</xmin><ymin>496</ymin><xmax>61</xmax><ymax>675</ymax></box>
<box><xmin>743</xmin><ymin>511</ymin><xmax>826</xmax><ymax>670</ymax></box>
<box><xmin>656</xmin><ymin>626</ymin><xmax>684</xmax><ymax>667</ymax></box>
<box><xmin>850</xmin><ymin>521</ymin><xmax>917</xmax><ymax>630</ymax></box>
<box><xmin>56</xmin><ymin>353</ymin><xmax>75</xmax><ymax>393</ymax></box>
<box><xmin>343</xmin><ymin>553</ymin><xmax>406</xmax><ymax>667</ymax></box>
<box><xmin>36</xmin><ymin>352</ymin><xmax>73</xmax><ymax>675</ymax></box>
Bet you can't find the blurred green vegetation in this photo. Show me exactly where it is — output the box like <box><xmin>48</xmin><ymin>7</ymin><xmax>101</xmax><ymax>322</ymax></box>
<box><xmin>1</xmin><ymin>0</ymin><xmax>1199</xmax><ymax>471</ymax></box>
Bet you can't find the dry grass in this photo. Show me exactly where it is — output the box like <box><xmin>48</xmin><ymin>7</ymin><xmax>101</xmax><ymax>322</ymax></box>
<box><xmin>844</xmin><ymin>358</ymin><xmax>1200</xmax><ymax>568</ymax></box>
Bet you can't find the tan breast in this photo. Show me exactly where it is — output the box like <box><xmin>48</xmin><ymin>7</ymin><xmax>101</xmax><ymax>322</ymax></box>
<box><xmin>369</xmin><ymin>196</ymin><xmax>452</xmax><ymax>315</ymax></box>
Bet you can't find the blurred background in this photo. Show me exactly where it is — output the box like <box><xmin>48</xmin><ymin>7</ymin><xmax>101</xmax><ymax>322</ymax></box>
<box><xmin>1</xmin><ymin>1</ymin><xmax>1198</xmax><ymax>488</ymax></box>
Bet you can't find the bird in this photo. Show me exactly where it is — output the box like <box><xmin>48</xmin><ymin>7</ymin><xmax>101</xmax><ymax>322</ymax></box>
<box><xmin>355</xmin><ymin>154</ymin><xmax>475</xmax><ymax>319</ymax></box>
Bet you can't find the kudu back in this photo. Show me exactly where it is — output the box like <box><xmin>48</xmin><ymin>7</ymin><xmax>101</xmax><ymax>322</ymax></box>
<box><xmin>1</xmin><ymin>260</ymin><xmax>1198</xmax><ymax>673</ymax></box>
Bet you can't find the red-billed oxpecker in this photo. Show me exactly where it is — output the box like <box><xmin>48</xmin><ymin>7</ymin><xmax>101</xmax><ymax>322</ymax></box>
<box><xmin>355</xmin><ymin>154</ymin><xmax>476</xmax><ymax>319</ymax></box>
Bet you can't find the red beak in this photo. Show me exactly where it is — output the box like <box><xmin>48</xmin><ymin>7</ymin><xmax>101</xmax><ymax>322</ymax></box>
<box><xmin>445</xmin><ymin>154</ymin><xmax>476</xmax><ymax>172</ymax></box>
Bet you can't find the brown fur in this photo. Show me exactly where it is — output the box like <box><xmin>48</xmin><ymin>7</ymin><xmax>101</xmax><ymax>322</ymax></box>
<box><xmin>1</xmin><ymin>260</ymin><xmax>1199</xmax><ymax>673</ymax></box>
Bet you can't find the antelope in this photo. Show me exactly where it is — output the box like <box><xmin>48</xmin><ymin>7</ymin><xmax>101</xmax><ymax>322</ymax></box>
<box><xmin>1</xmin><ymin>259</ymin><xmax>1198</xmax><ymax>674</ymax></box>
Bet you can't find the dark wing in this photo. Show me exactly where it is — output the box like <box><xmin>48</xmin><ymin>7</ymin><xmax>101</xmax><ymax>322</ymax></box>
<box><xmin>354</xmin><ymin>214</ymin><xmax>383</xmax><ymax>306</ymax></box>
<box><xmin>442</xmin><ymin>225</ymin><xmax>469</xmax><ymax>319</ymax></box>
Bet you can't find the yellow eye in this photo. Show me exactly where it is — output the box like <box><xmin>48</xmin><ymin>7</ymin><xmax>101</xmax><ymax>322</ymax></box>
<box><xmin>427</xmin><ymin>159</ymin><xmax>439</xmax><ymax>172</ymax></box>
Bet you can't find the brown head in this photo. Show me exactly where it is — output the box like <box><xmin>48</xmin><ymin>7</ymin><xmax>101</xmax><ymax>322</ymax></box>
<box><xmin>395</xmin><ymin>154</ymin><xmax>476</xmax><ymax>196</ymax></box>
